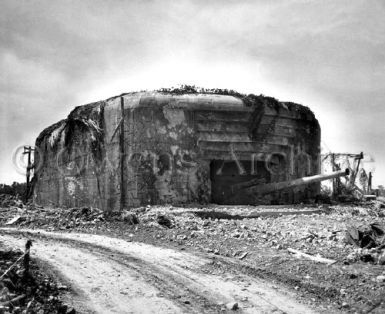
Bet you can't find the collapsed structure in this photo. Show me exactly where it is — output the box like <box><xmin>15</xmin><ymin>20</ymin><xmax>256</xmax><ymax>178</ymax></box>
<box><xmin>33</xmin><ymin>88</ymin><xmax>321</xmax><ymax>211</ymax></box>
<box><xmin>321</xmin><ymin>152</ymin><xmax>374</xmax><ymax>199</ymax></box>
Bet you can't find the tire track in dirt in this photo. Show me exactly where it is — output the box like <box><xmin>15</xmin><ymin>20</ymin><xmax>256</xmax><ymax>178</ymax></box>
<box><xmin>0</xmin><ymin>228</ymin><xmax>318</xmax><ymax>314</ymax></box>
<box><xmin>0</xmin><ymin>234</ymin><xmax>184</xmax><ymax>314</ymax></box>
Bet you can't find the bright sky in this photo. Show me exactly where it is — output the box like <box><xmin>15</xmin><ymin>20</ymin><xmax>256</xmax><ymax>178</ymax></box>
<box><xmin>1</xmin><ymin>0</ymin><xmax>384</xmax><ymax>185</ymax></box>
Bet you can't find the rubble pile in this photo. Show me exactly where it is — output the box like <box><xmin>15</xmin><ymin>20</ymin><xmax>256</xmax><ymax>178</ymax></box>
<box><xmin>129</xmin><ymin>203</ymin><xmax>385</xmax><ymax>312</ymax></box>
<box><xmin>0</xmin><ymin>245</ymin><xmax>74</xmax><ymax>313</ymax></box>
<box><xmin>128</xmin><ymin>203</ymin><xmax>385</xmax><ymax>262</ymax></box>
<box><xmin>0</xmin><ymin>195</ymin><xmax>23</xmax><ymax>209</ymax></box>
<box><xmin>345</xmin><ymin>222</ymin><xmax>385</xmax><ymax>264</ymax></box>
<box><xmin>2</xmin><ymin>199</ymin><xmax>385</xmax><ymax>312</ymax></box>
<box><xmin>3</xmin><ymin>200</ymin><xmax>385</xmax><ymax>263</ymax></box>
<box><xmin>0</xmin><ymin>205</ymin><xmax>105</xmax><ymax>231</ymax></box>
<box><xmin>2</xmin><ymin>198</ymin><xmax>385</xmax><ymax>265</ymax></box>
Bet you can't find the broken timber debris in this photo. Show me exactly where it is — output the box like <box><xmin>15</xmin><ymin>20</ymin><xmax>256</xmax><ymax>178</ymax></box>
<box><xmin>321</xmin><ymin>152</ymin><xmax>376</xmax><ymax>201</ymax></box>
<box><xmin>344</xmin><ymin>222</ymin><xmax>385</xmax><ymax>264</ymax></box>
<box><xmin>0</xmin><ymin>240</ymin><xmax>32</xmax><ymax>281</ymax></box>
<box><xmin>287</xmin><ymin>248</ymin><xmax>337</xmax><ymax>265</ymax></box>
<box><xmin>345</xmin><ymin>223</ymin><xmax>385</xmax><ymax>249</ymax></box>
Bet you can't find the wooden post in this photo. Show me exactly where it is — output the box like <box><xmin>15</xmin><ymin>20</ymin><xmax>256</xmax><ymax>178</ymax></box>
<box><xmin>331</xmin><ymin>153</ymin><xmax>336</xmax><ymax>197</ymax></box>
<box><xmin>120</xmin><ymin>97</ymin><xmax>125</xmax><ymax>211</ymax></box>
<box><xmin>350</xmin><ymin>152</ymin><xmax>364</xmax><ymax>187</ymax></box>
<box><xmin>23</xmin><ymin>146</ymin><xmax>34</xmax><ymax>202</ymax></box>
<box><xmin>23</xmin><ymin>240</ymin><xmax>33</xmax><ymax>279</ymax></box>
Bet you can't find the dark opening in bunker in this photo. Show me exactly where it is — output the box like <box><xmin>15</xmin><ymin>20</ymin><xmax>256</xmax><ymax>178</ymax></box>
<box><xmin>210</xmin><ymin>160</ymin><xmax>271</xmax><ymax>205</ymax></box>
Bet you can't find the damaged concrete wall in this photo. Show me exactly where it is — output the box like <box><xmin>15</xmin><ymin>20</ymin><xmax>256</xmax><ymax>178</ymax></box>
<box><xmin>33</xmin><ymin>90</ymin><xmax>320</xmax><ymax>210</ymax></box>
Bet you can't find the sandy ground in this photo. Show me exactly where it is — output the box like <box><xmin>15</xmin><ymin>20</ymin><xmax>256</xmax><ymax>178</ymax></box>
<box><xmin>0</xmin><ymin>228</ymin><xmax>317</xmax><ymax>314</ymax></box>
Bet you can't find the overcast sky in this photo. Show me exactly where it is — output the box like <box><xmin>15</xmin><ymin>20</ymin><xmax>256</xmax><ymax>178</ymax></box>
<box><xmin>1</xmin><ymin>0</ymin><xmax>385</xmax><ymax>185</ymax></box>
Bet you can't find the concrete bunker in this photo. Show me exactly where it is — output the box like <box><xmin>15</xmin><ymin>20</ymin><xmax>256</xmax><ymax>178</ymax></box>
<box><xmin>33</xmin><ymin>88</ymin><xmax>321</xmax><ymax>211</ymax></box>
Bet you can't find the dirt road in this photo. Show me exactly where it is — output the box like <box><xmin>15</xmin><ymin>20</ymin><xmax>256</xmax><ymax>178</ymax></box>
<box><xmin>0</xmin><ymin>228</ymin><xmax>317</xmax><ymax>314</ymax></box>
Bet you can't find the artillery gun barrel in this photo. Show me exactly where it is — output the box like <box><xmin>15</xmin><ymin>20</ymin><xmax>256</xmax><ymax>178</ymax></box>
<box><xmin>246</xmin><ymin>168</ymin><xmax>350</xmax><ymax>195</ymax></box>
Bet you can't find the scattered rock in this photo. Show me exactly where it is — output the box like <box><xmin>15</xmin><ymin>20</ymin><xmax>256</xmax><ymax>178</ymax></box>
<box><xmin>378</xmin><ymin>251</ymin><xmax>385</xmax><ymax>265</ymax></box>
<box><xmin>121</xmin><ymin>212</ymin><xmax>139</xmax><ymax>225</ymax></box>
<box><xmin>375</xmin><ymin>275</ymin><xmax>385</xmax><ymax>282</ymax></box>
<box><xmin>58</xmin><ymin>284</ymin><xmax>68</xmax><ymax>290</ymax></box>
<box><xmin>231</xmin><ymin>231</ymin><xmax>241</xmax><ymax>238</ymax></box>
<box><xmin>226</xmin><ymin>302</ymin><xmax>239</xmax><ymax>310</ymax></box>
<box><xmin>177</xmin><ymin>234</ymin><xmax>187</xmax><ymax>240</ymax></box>
<box><xmin>238</xmin><ymin>252</ymin><xmax>248</xmax><ymax>260</ymax></box>
<box><xmin>157</xmin><ymin>215</ymin><xmax>173</xmax><ymax>228</ymax></box>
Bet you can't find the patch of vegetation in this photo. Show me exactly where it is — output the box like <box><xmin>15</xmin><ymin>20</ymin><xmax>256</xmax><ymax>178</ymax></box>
<box><xmin>0</xmin><ymin>182</ymin><xmax>26</xmax><ymax>197</ymax></box>
<box><xmin>157</xmin><ymin>84</ymin><xmax>278</xmax><ymax>108</ymax></box>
